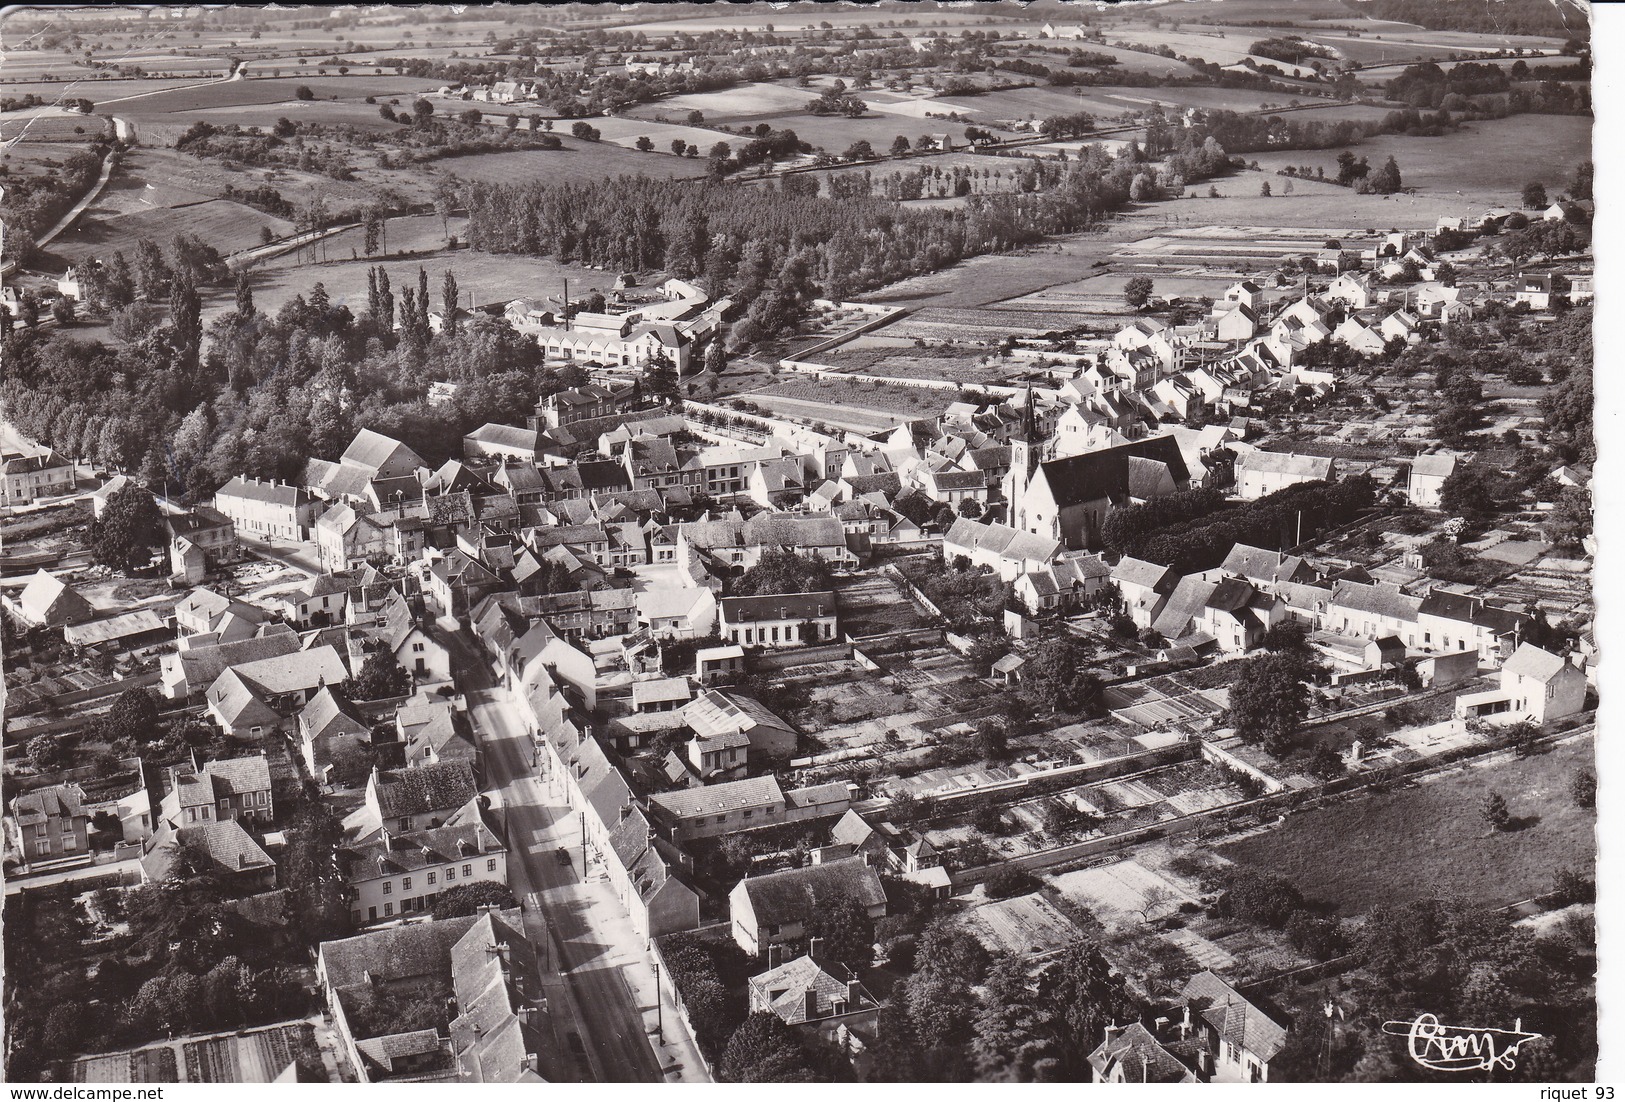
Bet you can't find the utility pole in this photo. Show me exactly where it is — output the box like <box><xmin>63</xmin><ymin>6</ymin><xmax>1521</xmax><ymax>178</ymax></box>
<box><xmin>653</xmin><ymin>960</ymin><xmax>664</xmax><ymax>1042</ymax></box>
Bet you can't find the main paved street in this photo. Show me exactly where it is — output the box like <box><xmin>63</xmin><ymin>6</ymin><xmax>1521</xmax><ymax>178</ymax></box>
<box><xmin>436</xmin><ymin>619</ymin><xmax>708</xmax><ymax>1083</ymax></box>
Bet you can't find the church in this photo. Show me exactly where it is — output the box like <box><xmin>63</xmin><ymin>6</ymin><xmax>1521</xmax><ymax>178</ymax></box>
<box><xmin>1004</xmin><ymin>432</ymin><xmax>1191</xmax><ymax>550</ymax></box>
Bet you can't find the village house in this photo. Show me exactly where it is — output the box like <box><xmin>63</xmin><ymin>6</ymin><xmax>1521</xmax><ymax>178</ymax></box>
<box><xmin>945</xmin><ymin>517</ymin><xmax>1062</xmax><ymax>583</ymax></box>
<box><xmin>720</xmin><ymin>591</ymin><xmax>839</xmax><ymax>648</ymax></box>
<box><xmin>213</xmin><ymin>475</ymin><xmax>323</xmax><ymax>541</ymax></box>
<box><xmin>365</xmin><ymin>761</ymin><xmax>481</xmax><ymax>836</ymax></box>
<box><xmin>299</xmin><ymin>685</ymin><xmax>372</xmax><ymax>785</ymax></box>
<box><xmin>747</xmin><ymin>950</ymin><xmax>882</xmax><ymax>1070</ymax></box>
<box><xmin>340</xmin><ymin>818</ymin><xmax>506</xmax><ymax>926</ymax></box>
<box><xmin>166</xmin><ymin>505</ymin><xmax>242</xmax><ymax>583</ymax></box>
<box><xmin>0</xmin><ymin>446</ymin><xmax>75</xmax><ymax>506</ymax></box>
<box><xmin>159</xmin><ymin>752</ymin><xmax>275</xmax><ymax>827</ymax></box>
<box><xmin>139</xmin><ymin>817</ymin><xmax>276</xmax><ymax>887</ymax></box>
<box><xmin>203</xmin><ymin>644</ymin><xmax>350</xmax><ymax>738</ymax></box>
<box><xmin>1456</xmin><ymin>643</ymin><xmax>1587</xmax><ymax>726</ymax></box>
<box><xmin>1113</xmin><ymin>556</ymin><xmax>1180</xmax><ymax>630</ymax></box>
<box><xmin>447</xmin><ymin>908</ymin><xmax>552</xmax><ymax>1082</ymax></box>
<box><xmin>1233</xmin><ymin>451</ymin><xmax>1335</xmax><ymax>501</ymax></box>
<box><xmin>1089</xmin><ymin>971</ymin><xmax>1290</xmax><ymax>1083</ymax></box>
<box><xmin>1408</xmin><ymin>452</ymin><xmax>1457</xmax><ymax>508</ymax></box>
<box><xmin>305</xmin><ymin>430</ymin><xmax>427</xmax><ymax>509</ymax></box>
<box><xmin>1327</xmin><ymin>580</ymin><xmax>1422</xmax><ymax>648</ymax></box>
<box><xmin>682</xmin><ymin>688</ymin><xmax>798</xmax><ymax>764</ymax></box>
<box><xmin>271</xmin><ymin>572</ymin><xmax>351</xmax><ymax>628</ymax></box>
<box><xmin>729</xmin><ymin>857</ymin><xmax>887</xmax><ymax>957</ymax></box>
<box><xmin>3</xmin><ymin>570</ymin><xmax>96</xmax><ymax>628</ymax></box>
<box><xmin>635</xmin><ymin>587</ymin><xmax>718</xmax><ymax>641</ymax></box>
<box><xmin>317</xmin><ymin>915</ymin><xmax>484</xmax><ymax>1083</ymax></box>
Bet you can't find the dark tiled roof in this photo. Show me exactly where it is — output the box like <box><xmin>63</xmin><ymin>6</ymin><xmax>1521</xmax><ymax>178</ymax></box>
<box><xmin>736</xmin><ymin>857</ymin><xmax>885</xmax><ymax>927</ymax></box>
<box><xmin>373</xmin><ymin>761</ymin><xmax>478</xmax><ymax>819</ymax></box>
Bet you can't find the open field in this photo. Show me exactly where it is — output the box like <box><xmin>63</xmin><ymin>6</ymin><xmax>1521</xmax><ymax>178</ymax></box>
<box><xmin>223</xmin><ymin>228</ymin><xmax>618</xmax><ymax>324</ymax></box>
<box><xmin>1221</xmin><ymin>734</ymin><xmax>1596</xmax><ymax>916</ymax></box>
<box><xmin>1249</xmin><ymin>114</ymin><xmax>1592</xmax><ymax>208</ymax></box>
<box><xmin>427</xmin><ymin>140</ymin><xmax>710</xmax><ymax>189</ymax></box>
<box><xmin>579</xmin><ymin>114</ymin><xmax>733</xmax><ymax>155</ymax></box>
<box><xmin>56</xmin><ymin>199</ymin><xmax>296</xmax><ymax>264</ymax></box>
<box><xmin>610</xmin><ymin>9</ymin><xmax>1033</xmax><ymax>35</ymax></box>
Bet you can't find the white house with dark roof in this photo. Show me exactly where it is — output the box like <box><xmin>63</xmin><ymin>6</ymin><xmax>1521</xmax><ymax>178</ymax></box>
<box><xmin>340</xmin><ymin>818</ymin><xmax>505</xmax><ymax>926</ymax></box>
<box><xmin>729</xmin><ymin>857</ymin><xmax>886</xmax><ymax>957</ymax></box>
<box><xmin>1408</xmin><ymin>452</ymin><xmax>1457</xmax><ymax>508</ymax></box>
<box><xmin>719</xmin><ymin>591</ymin><xmax>838</xmax><ymax>648</ymax></box>
<box><xmin>3</xmin><ymin>570</ymin><xmax>96</xmax><ymax>627</ymax></box>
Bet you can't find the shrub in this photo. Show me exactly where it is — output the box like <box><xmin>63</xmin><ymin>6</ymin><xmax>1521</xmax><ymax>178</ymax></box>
<box><xmin>982</xmin><ymin>865</ymin><xmax>1040</xmax><ymax>899</ymax></box>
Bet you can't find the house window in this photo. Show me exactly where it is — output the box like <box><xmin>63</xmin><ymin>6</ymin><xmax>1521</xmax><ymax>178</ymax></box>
<box><xmin>462</xmin><ymin>864</ymin><xmax>472</xmax><ymax>877</ymax></box>
<box><xmin>61</xmin><ymin>834</ymin><xmax>76</xmax><ymax>852</ymax></box>
<box><xmin>743</xmin><ymin>809</ymin><xmax>753</xmax><ymax>818</ymax></box>
<box><xmin>402</xmin><ymin>876</ymin><xmax>412</xmax><ymax>890</ymax></box>
<box><xmin>428</xmin><ymin>871</ymin><xmax>437</xmax><ymax>885</ymax></box>
<box><xmin>384</xmin><ymin>902</ymin><xmax>394</xmax><ymax>917</ymax></box>
<box><xmin>487</xmin><ymin>858</ymin><xmax>497</xmax><ymax>872</ymax></box>
<box><xmin>34</xmin><ymin>840</ymin><xmax>48</xmax><ymax>857</ymax></box>
<box><xmin>771</xmin><ymin>626</ymin><xmax>780</xmax><ymax>642</ymax></box>
<box><xmin>446</xmin><ymin>867</ymin><xmax>456</xmax><ymax>881</ymax></box>
<box><xmin>400</xmin><ymin>818</ymin><xmax>412</xmax><ymax>832</ymax></box>
<box><xmin>383</xmin><ymin>881</ymin><xmax>393</xmax><ymax>895</ymax></box>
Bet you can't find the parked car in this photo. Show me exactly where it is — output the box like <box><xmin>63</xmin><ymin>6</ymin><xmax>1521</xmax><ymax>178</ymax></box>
<box><xmin>556</xmin><ymin>847</ymin><xmax>571</xmax><ymax>866</ymax></box>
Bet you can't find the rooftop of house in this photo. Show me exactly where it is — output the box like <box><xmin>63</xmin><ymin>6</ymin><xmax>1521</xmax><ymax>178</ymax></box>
<box><xmin>734</xmin><ymin>857</ymin><xmax>886</xmax><ymax>926</ymax></box>
<box><xmin>372</xmin><ymin>761</ymin><xmax>479</xmax><ymax>819</ymax></box>
<box><xmin>650</xmin><ymin>774</ymin><xmax>785</xmax><ymax>820</ymax></box>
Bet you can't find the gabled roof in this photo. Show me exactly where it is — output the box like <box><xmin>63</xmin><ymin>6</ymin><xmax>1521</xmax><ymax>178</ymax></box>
<box><xmin>1033</xmin><ymin>435</ymin><xmax>1190</xmax><ymax>507</ymax></box>
<box><xmin>1182</xmin><ymin>970</ymin><xmax>1290</xmax><ymax>1063</ymax></box>
<box><xmin>1502</xmin><ymin>643</ymin><xmax>1570</xmax><ymax>682</ymax></box>
<box><xmin>319</xmin><ymin>914</ymin><xmax>483</xmax><ymax>991</ymax></box>
<box><xmin>748</xmin><ymin>954</ymin><xmax>871</xmax><ymax>1025</ymax></box>
<box><xmin>1236</xmin><ymin>451</ymin><xmax>1334</xmax><ymax>480</ymax></box>
<box><xmin>14</xmin><ymin>570</ymin><xmax>96</xmax><ymax>624</ymax></box>
<box><xmin>735</xmin><ymin>857</ymin><xmax>886</xmax><ymax>926</ymax></box>
<box><xmin>650</xmin><ymin>775</ymin><xmax>784</xmax><ymax>820</ymax></box>
<box><xmin>1329</xmin><ymin>580</ymin><xmax>1421</xmax><ymax>624</ymax></box>
<box><xmin>300</xmin><ymin>684</ymin><xmax>369</xmax><ymax>741</ymax></box>
<box><xmin>682</xmin><ymin>689</ymin><xmax>793</xmax><ymax>741</ymax></box>
<box><xmin>720</xmin><ymin>591</ymin><xmax>836</xmax><ymax>622</ymax></box>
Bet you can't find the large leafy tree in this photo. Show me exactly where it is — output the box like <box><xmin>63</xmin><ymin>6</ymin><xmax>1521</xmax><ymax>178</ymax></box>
<box><xmin>1020</xmin><ymin>634</ymin><xmax>1104</xmax><ymax>716</ymax></box>
<box><xmin>721</xmin><ymin>1013</ymin><xmax>823</xmax><ymax>1082</ymax></box>
<box><xmin>802</xmin><ymin>887</ymin><xmax>876</xmax><ymax>967</ymax></box>
<box><xmin>973</xmin><ymin>954</ymin><xmax>1064</xmax><ymax>1081</ymax></box>
<box><xmin>344</xmin><ymin>648</ymin><xmax>412</xmax><ymax>701</ymax></box>
<box><xmin>97</xmin><ymin>685</ymin><xmax>164</xmax><ymax>747</ymax></box>
<box><xmin>1226</xmin><ymin>650</ymin><xmax>1318</xmax><ymax>757</ymax></box>
<box><xmin>733</xmin><ymin>548</ymin><xmax>830</xmax><ymax>596</ymax></box>
<box><xmin>1037</xmin><ymin>938</ymin><xmax>1138</xmax><ymax>1080</ymax></box>
<box><xmin>87</xmin><ymin>482</ymin><xmax>164</xmax><ymax>571</ymax></box>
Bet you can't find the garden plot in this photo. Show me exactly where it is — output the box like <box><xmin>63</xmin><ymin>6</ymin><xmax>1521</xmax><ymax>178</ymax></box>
<box><xmin>1104</xmin><ymin>679</ymin><xmax>1229</xmax><ymax>730</ymax></box>
<box><xmin>969</xmin><ymin>892</ymin><xmax>1085</xmax><ymax>957</ymax></box>
<box><xmin>1050</xmin><ymin>859</ymin><xmax>1198</xmax><ymax>928</ymax></box>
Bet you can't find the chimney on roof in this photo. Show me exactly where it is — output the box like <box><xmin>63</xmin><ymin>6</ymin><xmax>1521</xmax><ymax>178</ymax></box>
<box><xmin>766</xmin><ymin>943</ymin><xmax>783</xmax><ymax>968</ymax></box>
<box><xmin>1104</xmin><ymin>1020</ymin><xmax>1122</xmax><ymax>1046</ymax></box>
<box><xmin>1181</xmin><ymin>1004</ymin><xmax>1192</xmax><ymax>1039</ymax></box>
<box><xmin>808</xmin><ymin>937</ymin><xmax>823</xmax><ymax>959</ymax></box>
<box><xmin>847</xmin><ymin>978</ymin><xmax>862</xmax><ymax>1008</ymax></box>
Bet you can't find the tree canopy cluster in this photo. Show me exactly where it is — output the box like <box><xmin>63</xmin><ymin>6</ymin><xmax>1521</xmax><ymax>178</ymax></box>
<box><xmin>463</xmin><ymin>146</ymin><xmax>1146</xmax><ymax>345</ymax></box>
<box><xmin>1130</xmin><ymin>476</ymin><xmax>1375</xmax><ymax>574</ymax></box>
